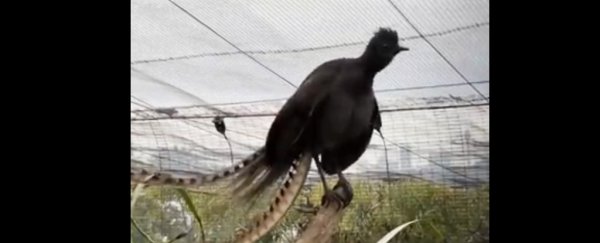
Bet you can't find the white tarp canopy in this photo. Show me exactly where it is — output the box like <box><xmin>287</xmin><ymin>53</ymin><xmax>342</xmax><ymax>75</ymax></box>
<box><xmin>131</xmin><ymin>0</ymin><xmax>489</xmax><ymax>185</ymax></box>
<box><xmin>131</xmin><ymin>0</ymin><xmax>489</xmax><ymax>108</ymax></box>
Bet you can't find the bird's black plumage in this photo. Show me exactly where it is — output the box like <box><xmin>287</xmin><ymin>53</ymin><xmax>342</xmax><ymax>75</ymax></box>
<box><xmin>233</xmin><ymin>28</ymin><xmax>408</xmax><ymax>200</ymax></box>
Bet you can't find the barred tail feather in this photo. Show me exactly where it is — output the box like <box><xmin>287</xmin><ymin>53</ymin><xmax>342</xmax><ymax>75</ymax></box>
<box><xmin>230</xmin><ymin>154</ymin><xmax>295</xmax><ymax>203</ymax></box>
<box><xmin>234</xmin><ymin>152</ymin><xmax>312</xmax><ymax>243</ymax></box>
<box><xmin>130</xmin><ymin>146</ymin><xmax>266</xmax><ymax>188</ymax></box>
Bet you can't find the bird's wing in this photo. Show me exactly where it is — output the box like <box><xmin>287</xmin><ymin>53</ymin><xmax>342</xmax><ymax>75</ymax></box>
<box><xmin>321</xmin><ymin>98</ymin><xmax>381</xmax><ymax>173</ymax></box>
<box><xmin>231</xmin><ymin>61</ymin><xmax>342</xmax><ymax>201</ymax></box>
<box><xmin>373</xmin><ymin>97</ymin><xmax>382</xmax><ymax>132</ymax></box>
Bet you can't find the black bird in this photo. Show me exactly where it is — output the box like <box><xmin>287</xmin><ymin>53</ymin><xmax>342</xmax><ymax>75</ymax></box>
<box><xmin>131</xmin><ymin>27</ymin><xmax>407</xmax><ymax>203</ymax></box>
<box><xmin>231</xmin><ymin>28</ymin><xmax>408</xmax><ymax>201</ymax></box>
<box><xmin>130</xmin><ymin>28</ymin><xmax>408</xmax><ymax>242</ymax></box>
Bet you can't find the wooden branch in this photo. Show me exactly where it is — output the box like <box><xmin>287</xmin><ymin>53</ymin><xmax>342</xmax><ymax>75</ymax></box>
<box><xmin>295</xmin><ymin>180</ymin><xmax>353</xmax><ymax>243</ymax></box>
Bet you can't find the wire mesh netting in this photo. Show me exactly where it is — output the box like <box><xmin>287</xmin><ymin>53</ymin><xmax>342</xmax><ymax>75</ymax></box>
<box><xmin>131</xmin><ymin>98</ymin><xmax>489</xmax><ymax>242</ymax></box>
<box><xmin>131</xmin><ymin>0</ymin><xmax>489</xmax><ymax>242</ymax></box>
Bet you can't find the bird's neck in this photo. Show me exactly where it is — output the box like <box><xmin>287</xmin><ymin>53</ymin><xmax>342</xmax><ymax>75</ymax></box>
<box><xmin>358</xmin><ymin>50</ymin><xmax>391</xmax><ymax>76</ymax></box>
<box><xmin>345</xmin><ymin>61</ymin><xmax>375</xmax><ymax>92</ymax></box>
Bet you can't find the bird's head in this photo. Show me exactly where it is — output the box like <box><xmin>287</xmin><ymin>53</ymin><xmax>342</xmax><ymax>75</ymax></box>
<box><xmin>367</xmin><ymin>28</ymin><xmax>409</xmax><ymax>61</ymax></box>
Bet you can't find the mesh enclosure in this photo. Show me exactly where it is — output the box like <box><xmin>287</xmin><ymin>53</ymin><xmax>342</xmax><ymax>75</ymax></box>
<box><xmin>131</xmin><ymin>0</ymin><xmax>489</xmax><ymax>242</ymax></box>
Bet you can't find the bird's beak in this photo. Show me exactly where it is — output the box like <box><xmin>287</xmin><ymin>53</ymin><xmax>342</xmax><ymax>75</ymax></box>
<box><xmin>394</xmin><ymin>45</ymin><xmax>409</xmax><ymax>55</ymax></box>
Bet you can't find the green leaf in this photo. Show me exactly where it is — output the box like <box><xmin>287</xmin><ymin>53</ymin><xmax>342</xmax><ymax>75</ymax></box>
<box><xmin>176</xmin><ymin>188</ymin><xmax>206</xmax><ymax>243</ymax></box>
<box><xmin>131</xmin><ymin>183</ymin><xmax>145</xmax><ymax>210</ymax></box>
<box><xmin>131</xmin><ymin>217</ymin><xmax>157</xmax><ymax>243</ymax></box>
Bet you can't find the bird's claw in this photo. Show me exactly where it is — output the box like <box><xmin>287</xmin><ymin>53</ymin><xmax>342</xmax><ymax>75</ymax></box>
<box><xmin>320</xmin><ymin>180</ymin><xmax>354</xmax><ymax>210</ymax></box>
<box><xmin>320</xmin><ymin>189</ymin><xmax>344</xmax><ymax>210</ymax></box>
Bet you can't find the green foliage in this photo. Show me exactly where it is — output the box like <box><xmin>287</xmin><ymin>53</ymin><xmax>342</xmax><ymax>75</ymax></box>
<box><xmin>131</xmin><ymin>181</ymin><xmax>488</xmax><ymax>243</ymax></box>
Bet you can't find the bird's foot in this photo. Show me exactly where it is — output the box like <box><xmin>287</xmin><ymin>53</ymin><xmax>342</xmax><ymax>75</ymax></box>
<box><xmin>332</xmin><ymin>178</ymin><xmax>353</xmax><ymax>208</ymax></box>
<box><xmin>320</xmin><ymin>188</ymin><xmax>343</xmax><ymax>209</ymax></box>
<box><xmin>320</xmin><ymin>180</ymin><xmax>353</xmax><ymax>210</ymax></box>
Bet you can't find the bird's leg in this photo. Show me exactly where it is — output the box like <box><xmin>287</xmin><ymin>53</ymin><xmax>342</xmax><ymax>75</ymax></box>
<box><xmin>313</xmin><ymin>155</ymin><xmax>331</xmax><ymax>193</ymax></box>
<box><xmin>333</xmin><ymin>172</ymin><xmax>353</xmax><ymax>208</ymax></box>
<box><xmin>337</xmin><ymin>172</ymin><xmax>348</xmax><ymax>186</ymax></box>
<box><xmin>313</xmin><ymin>155</ymin><xmax>345</xmax><ymax>207</ymax></box>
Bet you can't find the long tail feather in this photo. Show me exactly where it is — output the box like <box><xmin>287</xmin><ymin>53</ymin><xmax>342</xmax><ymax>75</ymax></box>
<box><xmin>230</xmin><ymin>154</ymin><xmax>295</xmax><ymax>203</ymax></box>
<box><xmin>234</xmin><ymin>152</ymin><xmax>312</xmax><ymax>243</ymax></box>
<box><xmin>130</xmin><ymin>146</ymin><xmax>266</xmax><ymax>188</ymax></box>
